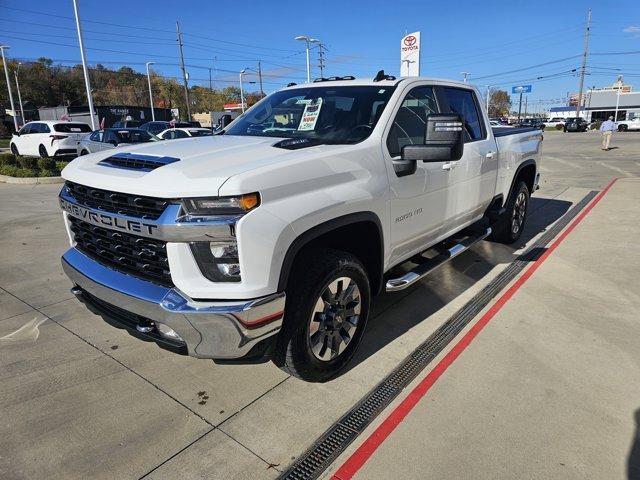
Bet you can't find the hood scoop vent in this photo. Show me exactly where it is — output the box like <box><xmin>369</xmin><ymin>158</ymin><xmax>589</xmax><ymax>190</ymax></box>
<box><xmin>98</xmin><ymin>153</ymin><xmax>180</xmax><ymax>172</ymax></box>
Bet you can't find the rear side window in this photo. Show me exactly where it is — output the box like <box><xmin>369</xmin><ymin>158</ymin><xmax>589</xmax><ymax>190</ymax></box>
<box><xmin>443</xmin><ymin>88</ymin><xmax>484</xmax><ymax>142</ymax></box>
<box><xmin>386</xmin><ymin>86</ymin><xmax>439</xmax><ymax>157</ymax></box>
<box><xmin>32</xmin><ymin>123</ymin><xmax>51</xmax><ymax>133</ymax></box>
<box><xmin>89</xmin><ymin>131</ymin><xmax>103</xmax><ymax>142</ymax></box>
<box><xmin>55</xmin><ymin>123</ymin><xmax>92</xmax><ymax>133</ymax></box>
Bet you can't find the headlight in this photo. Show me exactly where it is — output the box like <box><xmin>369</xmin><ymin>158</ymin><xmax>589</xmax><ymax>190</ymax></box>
<box><xmin>182</xmin><ymin>193</ymin><xmax>260</xmax><ymax>216</ymax></box>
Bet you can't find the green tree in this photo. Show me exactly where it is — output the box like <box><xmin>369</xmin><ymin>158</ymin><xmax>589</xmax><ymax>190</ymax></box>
<box><xmin>489</xmin><ymin>89</ymin><xmax>511</xmax><ymax>117</ymax></box>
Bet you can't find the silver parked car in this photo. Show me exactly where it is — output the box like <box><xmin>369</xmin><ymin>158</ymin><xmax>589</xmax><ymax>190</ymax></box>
<box><xmin>77</xmin><ymin>128</ymin><xmax>159</xmax><ymax>155</ymax></box>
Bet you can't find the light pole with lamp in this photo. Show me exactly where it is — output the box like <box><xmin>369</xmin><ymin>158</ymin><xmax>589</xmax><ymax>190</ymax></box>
<box><xmin>145</xmin><ymin>61</ymin><xmax>156</xmax><ymax>121</ymax></box>
<box><xmin>0</xmin><ymin>45</ymin><xmax>18</xmax><ymax>131</ymax></box>
<box><xmin>294</xmin><ymin>35</ymin><xmax>320</xmax><ymax>83</ymax></box>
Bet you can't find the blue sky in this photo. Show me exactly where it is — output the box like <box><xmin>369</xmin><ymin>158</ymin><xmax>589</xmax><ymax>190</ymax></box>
<box><xmin>1</xmin><ymin>0</ymin><xmax>639</xmax><ymax>110</ymax></box>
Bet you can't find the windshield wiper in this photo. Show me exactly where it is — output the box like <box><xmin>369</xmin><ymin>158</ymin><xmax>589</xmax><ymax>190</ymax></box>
<box><xmin>272</xmin><ymin>138</ymin><xmax>336</xmax><ymax>150</ymax></box>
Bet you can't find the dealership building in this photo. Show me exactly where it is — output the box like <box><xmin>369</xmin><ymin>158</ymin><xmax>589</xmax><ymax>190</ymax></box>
<box><xmin>548</xmin><ymin>81</ymin><xmax>640</xmax><ymax>121</ymax></box>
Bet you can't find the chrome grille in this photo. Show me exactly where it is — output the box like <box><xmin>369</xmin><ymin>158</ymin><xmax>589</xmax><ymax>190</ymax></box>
<box><xmin>69</xmin><ymin>216</ymin><xmax>172</xmax><ymax>286</ymax></box>
<box><xmin>65</xmin><ymin>181</ymin><xmax>169</xmax><ymax>220</ymax></box>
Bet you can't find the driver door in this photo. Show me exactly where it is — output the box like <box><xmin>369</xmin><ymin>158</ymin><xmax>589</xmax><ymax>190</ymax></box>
<box><xmin>383</xmin><ymin>85</ymin><xmax>457</xmax><ymax>266</ymax></box>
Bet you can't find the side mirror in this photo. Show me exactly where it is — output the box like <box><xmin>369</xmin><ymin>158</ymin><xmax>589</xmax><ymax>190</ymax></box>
<box><xmin>402</xmin><ymin>114</ymin><xmax>464</xmax><ymax>163</ymax></box>
<box><xmin>108</xmin><ymin>140</ymin><xmax>118</xmax><ymax>146</ymax></box>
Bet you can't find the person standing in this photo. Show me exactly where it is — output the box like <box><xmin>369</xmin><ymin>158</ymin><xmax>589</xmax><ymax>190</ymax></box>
<box><xmin>600</xmin><ymin>115</ymin><xmax>616</xmax><ymax>151</ymax></box>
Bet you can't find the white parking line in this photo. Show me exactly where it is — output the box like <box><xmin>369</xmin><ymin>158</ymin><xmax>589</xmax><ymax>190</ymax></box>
<box><xmin>597</xmin><ymin>161</ymin><xmax>633</xmax><ymax>177</ymax></box>
<box><xmin>545</xmin><ymin>156</ymin><xmax>580</xmax><ymax>169</ymax></box>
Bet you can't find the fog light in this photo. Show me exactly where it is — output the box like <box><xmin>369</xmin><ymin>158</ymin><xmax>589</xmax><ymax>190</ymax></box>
<box><xmin>156</xmin><ymin>322</ymin><xmax>184</xmax><ymax>342</ymax></box>
<box><xmin>218</xmin><ymin>263</ymin><xmax>241</xmax><ymax>278</ymax></box>
<box><xmin>209</xmin><ymin>241</ymin><xmax>238</xmax><ymax>259</ymax></box>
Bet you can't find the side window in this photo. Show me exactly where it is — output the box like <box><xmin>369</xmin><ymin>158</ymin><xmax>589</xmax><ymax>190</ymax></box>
<box><xmin>41</xmin><ymin>124</ymin><xmax>51</xmax><ymax>133</ymax></box>
<box><xmin>173</xmin><ymin>130</ymin><xmax>189</xmax><ymax>139</ymax></box>
<box><xmin>442</xmin><ymin>87</ymin><xmax>484</xmax><ymax>142</ymax></box>
<box><xmin>19</xmin><ymin>124</ymin><xmax>32</xmax><ymax>135</ymax></box>
<box><xmin>386</xmin><ymin>86</ymin><xmax>439</xmax><ymax>157</ymax></box>
<box><xmin>89</xmin><ymin>131</ymin><xmax>103</xmax><ymax>142</ymax></box>
<box><xmin>161</xmin><ymin>131</ymin><xmax>171</xmax><ymax>140</ymax></box>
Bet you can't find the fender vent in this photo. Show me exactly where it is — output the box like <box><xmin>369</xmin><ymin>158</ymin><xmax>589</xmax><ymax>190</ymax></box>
<box><xmin>98</xmin><ymin>152</ymin><xmax>180</xmax><ymax>172</ymax></box>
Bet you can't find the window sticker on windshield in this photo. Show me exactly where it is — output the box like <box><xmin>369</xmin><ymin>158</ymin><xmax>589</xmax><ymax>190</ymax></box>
<box><xmin>296</xmin><ymin>99</ymin><xmax>312</xmax><ymax>105</ymax></box>
<box><xmin>297</xmin><ymin>98</ymin><xmax>323</xmax><ymax>131</ymax></box>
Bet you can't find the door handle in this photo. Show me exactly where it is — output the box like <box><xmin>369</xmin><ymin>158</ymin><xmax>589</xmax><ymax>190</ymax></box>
<box><xmin>442</xmin><ymin>162</ymin><xmax>456</xmax><ymax>170</ymax></box>
<box><xmin>485</xmin><ymin>152</ymin><xmax>496</xmax><ymax>159</ymax></box>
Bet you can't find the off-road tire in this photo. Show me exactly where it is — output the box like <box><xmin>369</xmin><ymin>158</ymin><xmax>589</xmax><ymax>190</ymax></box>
<box><xmin>489</xmin><ymin>181</ymin><xmax>530</xmax><ymax>244</ymax></box>
<box><xmin>273</xmin><ymin>248</ymin><xmax>370</xmax><ymax>382</ymax></box>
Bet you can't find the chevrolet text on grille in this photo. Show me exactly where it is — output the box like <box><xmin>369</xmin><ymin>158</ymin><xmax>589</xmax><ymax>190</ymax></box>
<box><xmin>59</xmin><ymin>198</ymin><xmax>159</xmax><ymax>236</ymax></box>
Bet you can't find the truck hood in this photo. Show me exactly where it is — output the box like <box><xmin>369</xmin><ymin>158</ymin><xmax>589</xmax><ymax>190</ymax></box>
<box><xmin>62</xmin><ymin>135</ymin><xmax>323</xmax><ymax>197</ymax></box>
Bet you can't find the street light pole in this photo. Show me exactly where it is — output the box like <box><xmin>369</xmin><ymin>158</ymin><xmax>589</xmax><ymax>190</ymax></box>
<box><xmin>239</xmin><ymin>69</ymin><xmax>246</xmax><ymax>113</ymax></box>
<box><xmin>72</xmin><ymin>0</ymin><xmax>97</xmax><ymax>130</ymax></box>
<box><xmin>0</xmin><ymin>46</ymin><xmax>18</xmax><ymax>131</ymax></box>
<box><xmin>145</xmin><ymin>62</ymin><xmax>156</xmax><ymax>121</ymax></box>
<box><xmin>485</xmin><ymin>85</ymin><xmax>490</xmax><ymax>113</ymax></box>
<box><xmin>14</xmin><ymin>64</ymin><xmax>25</xmax><ymax>127</ymax></box>
<box><xmin>294</xmin><ymin>35</ymin><xmax>319</xmax><ymax>83</ymax></box>
<box><xmin>461</xmin><ymin>72</ymin><xmax>470</xmax><ymax>83</ymax></box>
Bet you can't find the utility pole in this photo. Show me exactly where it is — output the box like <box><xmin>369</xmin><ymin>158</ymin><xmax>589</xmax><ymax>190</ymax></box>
<box><xmin>257</xmin><ymin>61</ymin><xmax>264</xmax><ymax>97</ymax></box>
<box><xmin>461</xmin><ymin>72</ymin><xmax>470</xmax><ymax>83</ymax></box>
<box><xmin>517</xmin><ymin>91</ymin><xmax>523</xmax><ymax>121</ymax></box>
<box><xmin>524</xmin><ymin>96</ymin><xmax>528</xmax><ymax>118</ymax></box>
<box><xmin>145</xmin><ymin>61</ymin><xmax>155</xmax><ymax>121</ymax></box>
<box><xmin>318</xmin><ymin>43</ymin><xmax>326</xmax><ymax>78</ymax></box>
<box><xmin>176</xmin><ymin>21</ymin><xmax>191</xmax><ymax>120</ymax></box>
<box><xmin>575</xmin><ymin>8</ymin><xmax>591</xmax><ymax>118</ymax></box>
<box><xmin>14</xmin><ymin>66</ymin><xmax>25</xmax><ymax>127</ymax></box>
<box><xmin>209</xmin><ymin>68</ymin><xmax>212</xmax><ymax>91</ymax></box>
<box><xmin>0</xmin><ymin>46</ymin><xmax>18</xmax><ymax>131</ymax></box>
<box><xmin>72</xmin><ymin>0</ymin><xmax>96</xmax><ymax>130</ymax></box>
<box><xmin>239</xmin><ymin>69</ymin><xmax>246</xmax><ymax>113</ymax></box>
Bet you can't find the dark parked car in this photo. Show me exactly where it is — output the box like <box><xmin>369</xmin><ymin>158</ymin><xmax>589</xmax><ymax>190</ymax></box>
<box><xmin>563</xmin><ymin>117</ymin><xmax>588</xmax><ymax>132</ymax></box>
<box><xmin>516</xmin><ymin>118</ymin><xmax>545</xmax><ymax>130</ymax></box>
<box><xmin>140</xmin><ymin>121</ymin><xmax>192</xmax><ymax>135</ymax></box>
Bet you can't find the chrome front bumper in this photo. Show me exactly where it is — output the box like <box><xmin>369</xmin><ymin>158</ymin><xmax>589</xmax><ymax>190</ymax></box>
<box><xmin>61</xmin><ymin>248</ymin><xmax>285</xmax><ymax>359</ymax></box>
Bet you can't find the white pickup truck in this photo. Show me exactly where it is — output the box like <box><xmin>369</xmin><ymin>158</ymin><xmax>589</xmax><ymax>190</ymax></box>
<box><xmin>59</xmin><ymin>73</ymin><xmax>542</xmax><ymax>381</ymax></box>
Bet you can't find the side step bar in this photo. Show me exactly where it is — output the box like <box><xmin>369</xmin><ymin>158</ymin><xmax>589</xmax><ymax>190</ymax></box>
<box><xmin>386</xmin><ymin>227</ymin><xmax>492</xmax><ymax>292</ymax></box>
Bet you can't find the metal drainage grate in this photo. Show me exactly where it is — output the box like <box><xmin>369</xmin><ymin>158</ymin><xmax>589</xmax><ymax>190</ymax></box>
<box><xmin>279</xmin><ymin>190</ymin><xmax>598</xmax><ymax>480</ymax></box>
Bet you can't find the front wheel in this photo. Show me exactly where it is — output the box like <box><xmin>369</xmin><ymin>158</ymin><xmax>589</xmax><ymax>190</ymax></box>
<box><xmin>618</xmin><ymin>124</ymin><xmax>628</xmax><ymax>132</ymax></box>
<box><xmin>10</xmin><ymin>143</ymin><xmax>19</xmax><ymax>155</ymax></box>
<box><xmin>39</xmin><ymin>145</ymin><xmax>48</xmax><ymax>158</ymax></box>
<box><xmin>273</xmin><ymin>249</ymin><xmax>370</xmax><ymax>382</ymax></box>
<box><xmin>489</xmin><ymin>181</ymin><xmax>530</xmax><ymax>244</ymax></box>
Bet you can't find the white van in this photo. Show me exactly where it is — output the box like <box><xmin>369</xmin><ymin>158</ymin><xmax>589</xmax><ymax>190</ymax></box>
<box><xmin>10</xmin><ymin>121</ymin><xmax>92</xmax><ymax>157</ymax></box>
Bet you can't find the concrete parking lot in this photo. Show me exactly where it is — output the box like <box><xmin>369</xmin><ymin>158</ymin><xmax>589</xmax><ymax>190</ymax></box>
<box><xmin>1</xmin><ymin>131</ymin><xmax>639</xmax><ymax>480</ymax></box>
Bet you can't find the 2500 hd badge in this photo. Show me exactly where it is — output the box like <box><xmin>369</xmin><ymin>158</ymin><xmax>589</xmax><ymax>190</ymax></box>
<box><xmin>59</xmin><ymin>198</ymin><xmax>159</xmax><ymax>236</ymax></box>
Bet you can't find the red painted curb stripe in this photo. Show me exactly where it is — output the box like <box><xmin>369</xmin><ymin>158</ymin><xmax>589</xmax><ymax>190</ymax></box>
<box><xmin>332</xmin><ymin>178</ymin><xmax>619</xmax><ymax>480</ymax></box>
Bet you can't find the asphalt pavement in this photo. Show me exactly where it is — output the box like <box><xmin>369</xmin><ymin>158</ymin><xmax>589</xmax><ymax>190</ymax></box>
<box><xmin>0</xmin><ymin>130</ymin><xmax>639</xmax><ymax>480</ymax></box>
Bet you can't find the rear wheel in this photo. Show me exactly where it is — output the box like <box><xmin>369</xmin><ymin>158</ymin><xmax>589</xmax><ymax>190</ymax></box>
<box><xmin>80</xmin><ymin>149</ymin><xmax>89</xmax><ymax>156</ymax></box>
<box><xmin>489</xmin><ymin>181</ymin><xmax>530</xmax><ymax>244</ymax></box>
<box><xmin>39</xmin><ymin>145</ymin><xmax>48</xmax><ymax>158</ymax></box>
<box><xmin>273</xmin><ymin>249</ymin><xmax>370</xmax><ymax>382</ymax></box>
<box><xmin>618</xmin><ymin>124</ymin><xmax>628</xmax><ymax>132</ymax></box>
<box><xmin>10</xmin><ymin>143</ymin><xmax>19</xmax><ymax>155</ymax></box>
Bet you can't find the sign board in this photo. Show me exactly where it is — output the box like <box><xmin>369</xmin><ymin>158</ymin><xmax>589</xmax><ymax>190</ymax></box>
<box><xmin>400</xmin><ymin>31</ymin><xmax>421</xmax><ymax>77</ymax></box>
<box><xmin>512</xmin><ymin>85</ymin><xmax>532</xmax><ymax>94</ymax></box>
<box><xmin>223</xmin><ymin>103</ymin><xmax>245</xmax><ymax>111</ymax></box>
<box><xmin>298</xmin><ymin>98</ymin><xmax>323</xmax><ymax>131</ymax></box>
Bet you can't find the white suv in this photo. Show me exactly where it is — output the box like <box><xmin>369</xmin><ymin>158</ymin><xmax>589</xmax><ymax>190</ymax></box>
<box><xmin>10</xmin><ymin>121</ymin><xmax>92</xmax><ymax>157</ymax></box>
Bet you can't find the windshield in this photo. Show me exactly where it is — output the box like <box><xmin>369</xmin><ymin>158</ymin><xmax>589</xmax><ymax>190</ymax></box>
<box><xmin>114</xmin><ymin>130</ymin><xmax>157</xmax><ymax>143</ymax></box>
<box><xmin>225</xmin><ymin>85</ymin><xmax>396</xmax><ymax>144</ymax></box>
